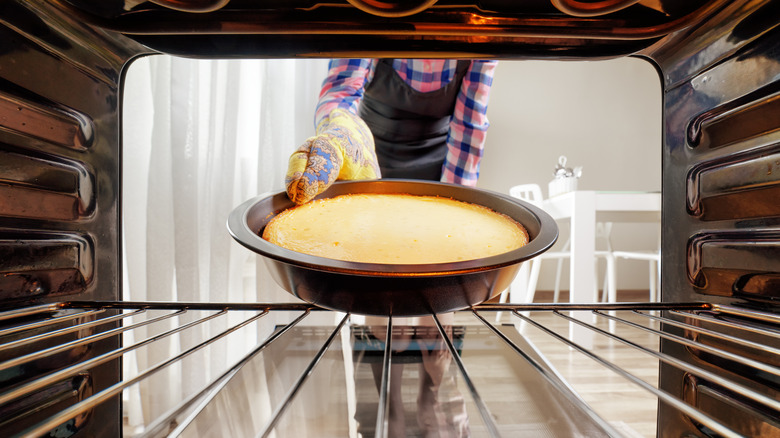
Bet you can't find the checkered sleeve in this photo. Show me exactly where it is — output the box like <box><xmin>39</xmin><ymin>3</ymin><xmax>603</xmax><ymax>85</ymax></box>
<box><xmin>441</xmin><ymin>60</ymin><xmax>498</xmax><ymax>186</ymax></box>
<box><xmin>314</xmin><ymin>59</ymin><xmax>373</xmax><ymax>130</ymax></box>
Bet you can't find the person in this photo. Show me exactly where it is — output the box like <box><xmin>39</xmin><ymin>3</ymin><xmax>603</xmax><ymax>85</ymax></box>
<box><xmin>360</xmin><ymin>314</ymin><xmax>469</xmax><ymax>438</ymax></box>
<box><xmin>285</xmin><ymin>58</ymin><xmax>498</xmax><ymax>204</ymax></box>
<box><xmin>284</xmin><ymin>58</ymin><xmax>496</xmax><ymax>436</ymax></box>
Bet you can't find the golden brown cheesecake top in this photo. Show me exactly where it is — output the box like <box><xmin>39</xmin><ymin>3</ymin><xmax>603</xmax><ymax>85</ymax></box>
<box><xmin>262</xmin><ymin>193</ymin><xmax>528</xmax><ymax>264</ymax></box>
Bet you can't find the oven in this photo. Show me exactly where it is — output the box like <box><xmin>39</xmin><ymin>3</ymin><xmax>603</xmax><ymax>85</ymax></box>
<box><xmin>1</xmin><ymin>0</ymin><xmax>778</xmax><ymax>437</ymax></box>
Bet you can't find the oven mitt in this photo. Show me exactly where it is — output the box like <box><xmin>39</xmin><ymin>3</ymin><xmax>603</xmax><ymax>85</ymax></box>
<box><xmin>285</xmin><ymin>108</ymin><xmax>380</xmax><ymax>204</ymax></box>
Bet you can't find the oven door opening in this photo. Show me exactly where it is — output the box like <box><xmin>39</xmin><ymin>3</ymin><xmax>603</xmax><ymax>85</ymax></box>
<box><xmin>2</xmin><ymin>0</ymin><xmax>779</xmax><ymax>434</ymax></box>
<box><xmin>116</xmin><ymin>55</ymin><xmax>669</xmax><ymax>435</ymax></box>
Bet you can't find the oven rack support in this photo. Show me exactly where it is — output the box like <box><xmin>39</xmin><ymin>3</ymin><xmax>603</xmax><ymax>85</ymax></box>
<box><xmin>0</xmin><ymin>301</ymin><xmax>777</xmax><ymax>437</ymax></box>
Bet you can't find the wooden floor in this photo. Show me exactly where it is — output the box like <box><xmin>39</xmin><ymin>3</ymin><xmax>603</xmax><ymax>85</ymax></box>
<box><xmin>120</xmin><ymin>290</ymin><xmax>662</xmax><ymax>437</ymax></box>
<box><xmin>478</xmin><ymin>289</ymin><xmax>660</xmax><ymax>437</ymax></box>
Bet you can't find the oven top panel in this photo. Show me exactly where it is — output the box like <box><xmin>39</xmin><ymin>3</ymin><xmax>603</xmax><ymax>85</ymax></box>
<box><xmin>51</xmin><ymin>0</ymin><xmax>722</xmax><ymax>59</ymax></box>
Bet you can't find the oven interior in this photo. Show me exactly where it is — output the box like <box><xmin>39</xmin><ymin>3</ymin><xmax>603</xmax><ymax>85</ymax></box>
<box><xmin>1</xmin><ymin>0</ymin><xmax>779</xmax><ymax>436</ymax></box>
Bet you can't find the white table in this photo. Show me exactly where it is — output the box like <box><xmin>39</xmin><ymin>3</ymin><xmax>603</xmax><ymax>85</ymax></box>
<box><xmin>541</xmin><ymin>191</ymin><xmax>662</xmax><ymax>304</ymax></box>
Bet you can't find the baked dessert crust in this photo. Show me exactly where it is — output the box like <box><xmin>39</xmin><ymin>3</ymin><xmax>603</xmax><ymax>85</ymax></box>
<box><xmin>262</xmin><ymin>193</ymin><xmax>528</xmax><ymax>264</ymax></box>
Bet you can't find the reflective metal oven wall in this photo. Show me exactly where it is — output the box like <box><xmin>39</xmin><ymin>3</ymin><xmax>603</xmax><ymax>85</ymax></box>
<box><xmin>647</xmin><ymin>1</ymin><xmax>780</xmax><ymax>435</ymax></box>
<box><xmin>0</xmin><ymin>1</ymin><xmax>146</xmax><ymax>435</ymax></box>
<box><xmin>1</xmin><ymin>0</ymin><xmax>778</xmax><ymax>436</ymax></box>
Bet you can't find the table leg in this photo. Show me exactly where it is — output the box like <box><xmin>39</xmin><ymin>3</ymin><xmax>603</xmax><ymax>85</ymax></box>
<box><xmin>569</xmin><ymin>191</ymin><xmax>596</xmax><ymax>347</ymax></box>
<box><xmin>569</xmin><ymin>191</ymin><xmax>596</xmax><ymax>303</ymax></box>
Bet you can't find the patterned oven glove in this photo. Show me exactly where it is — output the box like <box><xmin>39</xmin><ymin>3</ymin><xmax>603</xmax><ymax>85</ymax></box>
<box><xmin>285</xmin><ymin>108</ymin><xmax>381</xmax><ymax>204</ymax></box>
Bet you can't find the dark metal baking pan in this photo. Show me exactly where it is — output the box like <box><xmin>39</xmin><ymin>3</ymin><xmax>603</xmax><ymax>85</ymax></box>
<box><xmin>227</xmin><ymin>179</ymin><xmax>558</xmax><ymax>316</ymax></box>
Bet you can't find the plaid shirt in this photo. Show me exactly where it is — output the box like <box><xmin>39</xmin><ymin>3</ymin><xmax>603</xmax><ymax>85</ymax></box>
<box><xmin>315</xmin><ymin>59</ymin><xmax>497</xmax><ymax>186</ymax></box>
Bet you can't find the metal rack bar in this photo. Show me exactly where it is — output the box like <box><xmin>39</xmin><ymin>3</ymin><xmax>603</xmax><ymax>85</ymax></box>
<box><xmin>0</xmin><ymin>308</ymin><xmax>105</xmax><ymax>337</ymax></box>
<box><xmin>634</xmin><ymin>310</ymin><xmax>780</xmax><ymax>356</ymax></box>
<box><xmin>160</xmin><ymin>310</ymin><xmax>312</xmax><ymax>438</ymax></box>
<box><xmin>473</xmin><ymin>310</ymin><xmax>622</xmax><ymax>437</ymax></box>
<box><xmin>555</xmin><ymin>311</ymin><xmax>780</xmax><ymax>412</ymax></box>
<box><xmin>0</xmin><ymin>308</ymin><xmax>198</xmax><ymax>406</ymax></box>
<box><xmin>670</xmin><ymin>308</ymin><xmax>780</xmax><ymax>338</ymax></box>
<box><xmin>473</xmin><ymin>302</ymin><xmax>712</xmax><ymax>311</ymax></box>
<box><xmin>0</xmin><ymin>308</ymin><xmax>187</xmax><ymax>374</ymax></box>
<box><xmin>21</xmin><ymin>309</ymin><xmax>270</xmax><ymax>437</ymax></box>
<box><xmin>710</xmin><ymin>304</ymin><xmax>780</xmax><ymax>326</ymax></box>
<box><xmin>0</xmin><ymin>308</ymin><xmax>145</xmax><ymax>351</ymax></box>
<box><xmin>595</xmin><ymin>310</ymin><xmax>780</xmax><ymax>377</ymax></box>
<box><xmin>60</xmin><ymin>300</ymin><xmax>322</xmax><ymax>312</ymax></box>
<box><xmin>256</xmin><ymin>313</ymin><xmax>350</xmax><ymax>438</ymax></box>
<box><xmin>374</xmin><ymin>315</ymin><xmax>393</xmax><ymax>438</ymax></box>
<box><xmin>0</xmin><ymin>303</ymin><xmax>62</xmax><ymax>322</ymax></box>
<box><xmin>1</xmin><ymin>301</ymin><xmax>777</xmax><ymax>438</ymax></box>
<box><xmin>433</xmin><ymin>312</ymin><xmax>501</xmax><ymax>437</ymax></box>
<box><xmin>512</xmin><ymin>310</ymin><xmax>743</xmax><ymax>438</ymax></box>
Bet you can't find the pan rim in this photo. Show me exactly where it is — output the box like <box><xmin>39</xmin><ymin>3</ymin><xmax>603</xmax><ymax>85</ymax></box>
<box><xmin>227</xmin><ymin>179</ymin><xmax>558</xmax><ymax>277</ymax></box>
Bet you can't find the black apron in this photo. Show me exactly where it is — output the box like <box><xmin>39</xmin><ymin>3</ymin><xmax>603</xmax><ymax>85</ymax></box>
<box><xmin>358</xmin><ymin>59</ymin><xmax>470</xmax><ymax>180</ymax></box>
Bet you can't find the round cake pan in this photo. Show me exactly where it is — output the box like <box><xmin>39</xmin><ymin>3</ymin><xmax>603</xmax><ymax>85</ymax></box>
<box><xmin>227</xmin><ymin>179</ymin><xmax>558</xmax><ymax>316</ymax></box>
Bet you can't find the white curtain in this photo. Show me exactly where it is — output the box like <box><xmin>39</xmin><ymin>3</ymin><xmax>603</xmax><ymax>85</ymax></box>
<box><xmin>121</xmin><ymin>55</ymin><xmax>330</xmax><ymax>430</ymax></box>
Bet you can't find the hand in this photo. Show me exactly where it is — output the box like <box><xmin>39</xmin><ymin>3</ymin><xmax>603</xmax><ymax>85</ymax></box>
<box><xmin>285</xmin><ymin>108</ymin><xmax>381</xmax><ymax>204</ymax></box>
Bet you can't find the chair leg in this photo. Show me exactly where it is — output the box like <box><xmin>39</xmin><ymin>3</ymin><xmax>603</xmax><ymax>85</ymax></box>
<box><xmin>553</xmin><ymin>258</ymin><xmax>564</xmax><ymax>303</ymax></box>
<box><xmin>497</xmin><ymin>288</ymin><xmax>508</xmax><ymax>304</ymax></box>
<box><xmin>605</xmin><ymin>254</ymin><xmax>617</xmax><ymax>303</ymax></box>
<box><xmin>552</xmin><ymin>239</ymin><xmax>570</xmax><ymax>303</ymax></box>
<box><xmin>494</xmin><ymin>288</ymin><xmax>509</xmax><ymax>323</ymax></box>
<box><xmin>526</xmin><ymin>259</ymin><xmax>542</xmax><ymax>303</ymax></box>
<box><xmin>649</xmin><ymin>260</ymin><xmax>658</xmax><ymax>302</ymax></box>
<box><xmin>593</xmin><ymin>260</ymin><xmax>601</xmax><ymax>302</ymax></box>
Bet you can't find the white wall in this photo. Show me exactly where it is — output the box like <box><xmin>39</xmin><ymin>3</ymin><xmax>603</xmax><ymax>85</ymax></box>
<box><xmin>477</xmin><ymin>58</ymin><xmax>662</xmax><ymax>292</ymax></box>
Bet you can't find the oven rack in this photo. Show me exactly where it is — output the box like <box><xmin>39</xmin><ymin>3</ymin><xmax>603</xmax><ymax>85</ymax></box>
<box><xmin>0</xmin><ymin>301</ymin><xmax>777</xmax><ymax>438</ymax></box>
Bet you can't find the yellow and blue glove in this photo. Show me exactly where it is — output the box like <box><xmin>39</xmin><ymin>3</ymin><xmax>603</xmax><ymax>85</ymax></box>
<box><xmin>285</xmin><ymin>108</ymin><xmax>381</xmax><ymax>204</ymax></box>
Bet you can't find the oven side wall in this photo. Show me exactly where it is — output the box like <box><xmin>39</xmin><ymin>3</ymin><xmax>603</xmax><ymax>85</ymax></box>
<box><xmin>649</xmin><ymin>1</ymin><xmax>780</xmax><ymax>435</ymax></box>
<box><xmin>1</xmin><ymin>0</ymin><xmax>777</xmax><ymax>436</ymax></box>
<box><xmin>0</xmin><ymin>0</ymin><xmax>145</xmax><ymax>435</ymax></box>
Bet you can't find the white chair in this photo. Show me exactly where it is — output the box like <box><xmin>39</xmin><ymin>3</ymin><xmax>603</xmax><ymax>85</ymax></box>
<box><xmin>496</xmin><ymin>184</ymin><xmax>616</xmax><ymax>320</ymax></box>
<box><xmin>608</xmin><ymin>230</ymin><xmax>661</xmax><ymax>302</ymax></box>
